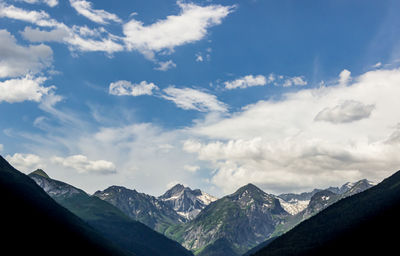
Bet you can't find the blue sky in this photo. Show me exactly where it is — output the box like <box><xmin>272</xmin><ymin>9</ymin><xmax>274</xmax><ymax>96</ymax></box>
<box><xmin>1</xmin><ymin>0</ymin><xmax>400</xmax><ymax>197</ymax></box>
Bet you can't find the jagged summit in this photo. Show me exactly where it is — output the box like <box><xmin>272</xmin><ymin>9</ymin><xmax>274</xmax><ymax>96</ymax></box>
<box><xmin>159</xmin><ymin>184</ymin><xmax>217</xmax><ymax>220</ymax></box>
<box><xmin>94</xmin><ymin>185</ymin><xmax>185</xmax><ymax>232</ymax></box>
<box><xmin>29</xmin><ymin>169</ymin><xmax>50</xmax><ymax>179</ymax></box>
<box><xmin>230</xmin><ymin>183</ymin><xmax>273</xmax><ymax>203</ymax></box>
<box><xmin>161</xmin><ymin>183</ymin><xmax>187</xmax><ymax>198</ymax></box>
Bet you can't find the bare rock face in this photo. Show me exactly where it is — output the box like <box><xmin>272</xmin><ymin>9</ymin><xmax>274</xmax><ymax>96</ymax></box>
<box><xmin>159</xmin><ymin>184</ymin><xmax>218</xmax><ymax>220</ymax></box>
<box><xmin>94</xmin><ymin>185</ymin><xmax>185</xmax><ymax>232</ymax></box>
<box><xmin>167</xmin><ymin>184</ymin><xmax>289</xmax><ymax>255</ymax></box>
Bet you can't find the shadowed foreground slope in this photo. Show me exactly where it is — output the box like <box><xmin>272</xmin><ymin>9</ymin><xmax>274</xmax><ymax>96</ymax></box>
<box><xmin>0</xmin><ymin>155</ymin><xmax>131</xmax><ymax>256</ymax></box>
<box><xmin>251</xmin><ymin>170</ymin><xmax>400</xmax><ymax>256</ymax></box>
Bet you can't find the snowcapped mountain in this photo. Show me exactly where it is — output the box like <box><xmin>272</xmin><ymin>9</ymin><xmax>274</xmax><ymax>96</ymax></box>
<box><xmin>159</xmin><ymin>184</ymin><xmax>218</xmax><ymax>220</ymax></box>
<box><xmin>277</xmin><ymin>179</ymin><xmax>376</xmax><ymax>215</ymax></box>
<box><xmin>277</xmin><ymin>198</ymin><xmax>310</xmax><ymax>215</ymax></box>
<box><xmin>166</xmin><ymin>183</ymin><xmax>288</xmax><ymax>255</ymax></box>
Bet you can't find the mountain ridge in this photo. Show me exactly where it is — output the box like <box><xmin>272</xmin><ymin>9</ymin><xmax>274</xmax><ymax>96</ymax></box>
<box><xmin>250</xmin><ymin>170</ymin><xmax>400</xmax><ymax>256</ymax></box>
<box><xmin>0</xmin><ymin>155</ymin><xmax>132</xmax><ymax>256</ymax></box>
<box><xmin>29</xmin><ymin>169</ymin><xmax>193</xmax><ymax>256</ymax></box>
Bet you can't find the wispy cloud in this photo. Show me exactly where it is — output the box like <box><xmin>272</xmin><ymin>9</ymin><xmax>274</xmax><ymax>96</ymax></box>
<box><xmin>69</xmin><ymin>0</ymin><xmax>121</xmax><ymax>24</ymax></box>
<box><xmin>16</xmin><ymin>0</ymin><xmax>58</xmax><ymax>8</ymax></box>
<box><xmin>162</xmin><ymin>87</ymin><xmax>228</xmax><ymax>112</ymax></box>
<box><xmin>109</xmin><ymin>80</ymin><xmax>159</xmax><ymax>96</ymax></box>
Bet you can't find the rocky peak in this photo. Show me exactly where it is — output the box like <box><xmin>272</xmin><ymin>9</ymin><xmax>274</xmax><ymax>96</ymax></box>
<box><xmin>94</xmin><ymin>185</ymin><xmax>185</xmax><ymax>232</ymax></box>
<box><xmin>344</xmin><ymin>179</ymin><xmax>375</xmax><ymax>196</ymax></box>
<box><xmin>159</xmin><ymin>184</ymin><xmax>217</xmax><ymax>220</ymax></box>
<box><xmin>233</xmin><ymin>183</ymin><xmax>266</xmax><ymax>198</ymax></box>
<box><xmin>161</xmin><ymin>184</ymin><xmax>186</xmax><ymax>198</ymax></box>
<box><xmin>30</xmin><ymin>169</ymin><xmax>50</xmax><ymax>179</ymax></box>
<box><xmin>28</xmin><ymin>170</ymin><xmax>84</xmax><ymax>198</ymax></box>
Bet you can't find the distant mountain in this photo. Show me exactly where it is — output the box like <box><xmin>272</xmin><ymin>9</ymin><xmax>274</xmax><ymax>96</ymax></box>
<box><xmin>251</xmin><ymin>171</ymin><xmax>400</xmax><ymax>256</ymax></box>
<box><xmin>166</xmin><ymin>183</ymin><xmax>288</xmax><ymax>255</ymax></box>
<box><xmin>277</xmin><ymin>179</ymin><xmax>375</xmax><ymax>216</ymax></box>
<box><xmin>94</xmin><ymin>185</ymin><xmax>185</xmax><ymax>232</ymax></box>
<box><xmin>159</xmin><ymin>184</ymin><xmax>218</xmax><ymax>220</ymax></box>
<box><xmin>29</xmin><ymin>170</ymin><xmax>193</xmax><ymax>256</ymax></box>
<box><xmin>272</xmin><ymin>179</ymin><xmax>375</xmax><ymax>237</ymax></box>
<box><xmin>0</xmin><ymin>155</ymin><xmax>130</xmax><ymax>256</ymax></box>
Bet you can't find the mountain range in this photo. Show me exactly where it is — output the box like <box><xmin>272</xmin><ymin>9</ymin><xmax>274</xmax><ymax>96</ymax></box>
<box><xmin>28</xmin><ymin>164</ymin><xmax>375</xmax><ymax>256</ymax></box>
<box><xmin>250</xmin><ymin>170</ymin><xmax>400</xmax><ymax>255</ymax></box>
<box><xmin>2</xmin><ymin>153</ymin><xmax>385</xmax><ymax>256</ymax></box>
<box><xmin>28</xmin><ymin>168</ymin><xmax>193</xmax><ymax>256</ymax></box>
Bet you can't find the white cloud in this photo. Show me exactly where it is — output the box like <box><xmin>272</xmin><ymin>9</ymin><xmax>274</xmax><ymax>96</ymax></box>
<box><xmin>154</xmin><ymin>60</ymin><xmax>176</xmax><ymax>71</ymax></box>
<box><xmin>3</xmin><ymin>2</ymin><xmax>231</xmax><ymax>59</ymax></box>
<box><xmin>5</xmin><ymin>153</ymin><xmax>43</xmax><ymax>173</ymax></box>
<box><xmin>0</xmin><ymin>144</ymin><xmax>3</xmax><ymax>152</ymax></box>
<box><xmin>0</xmin><ymin>29</ymin><xmax>53</xmax><ymax>78</ymax></box>
<box><xmin>20</xmin><ymin>26</ymin><xmax>69</xmax><ymax>42</ymax></box>
<box><xmin>162</xmin><ymin>87</ymin><xmax>228</xmax><ymax>112</ymax></box>
<box><xmin>224</xmin><ymin>75</ymin><xmax>268</xmax><ymax>90</ymax></box>
<box><xmin>123</xmin><ymin>1</ymin><xmax>234</xmax><ymax>55</ymax></box>
<box><xmin>282</xmin><ymin>76</ymin><xmax>307</xmax><ymax>87</ymax></box>
<box><xmin>184</xmin><ymin>164</ymin><xmax>200</xmax><ymax>173</ymax></box>
<box><xmin>372</xmin><ymin>62</ymin><xmax>382</xmax><ymax>68</ymax></box>
<box><xmin>0</xmin><ymin>3</ymin><xmax>59</xmax><ymax>27</ymax></box>
<box><xmin>16</xmin><ymin>0</ymin><xmax>58</xmax><ymax>7</ymax></box>
<box><xmin>1</xmin><ymin>4</ymin><xmax>123</xmax><ymax>54</ymax></box>
<box><xmin>69</xmin><ymin>0</ymin><xmax>121</xmax><ymax>24</ymax></box>
<box><xmin>185</xmin><ymin>68</ymin><xmax>400</xmax><ymax>194</ymax></box>
<box><xmin>109</xmin><ymin>80</ymin><xmax>158</xmax><ymax>96</ymax></box>
<box><xmin>52</xmin><ymin>155</ymin><xmax>116</xmax><ymax>174</ymax></box>
<box><xmin>314</xmin><ymin>100</ymin><xmax>375</xmax><ymax>124</ymax></box>
<box><xmin>196</xmin><ymin>53</ymin><xmax>204</xmax><ymax>62</ymax></box>
<box><xmin>338</xmin><ymin>69</ymin><xmax>351</xmax><ymax>85</ymax></box>
<box><xmin>0</xmin><ymin>75</ymin><xmax>55</xmax><ymax>103</ymax></box>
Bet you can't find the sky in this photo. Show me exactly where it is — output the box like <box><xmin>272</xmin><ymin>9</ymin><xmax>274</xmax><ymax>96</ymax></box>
<box><xmin>1</xmin><ymin>0</ymin><xmax>400</xmax><ymax>197</ymax></box>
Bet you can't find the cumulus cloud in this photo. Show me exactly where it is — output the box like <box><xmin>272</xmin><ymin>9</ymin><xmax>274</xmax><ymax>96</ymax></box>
<box><xmin>123</xmin><ymin>1</ymin><xmax>234</xmax><ymax>55</ymax></box>
<box><xmin>69</xmin><ymin>0</ymin><xmax>121</xmax><ymax>24</ymax></box>
<box><xmin>52</xmin><ymin>155</ymin><xmax>116</xmax><ymax>174</ymax></box>
<box><xmin>185</xmin><ymin>68</ymin><xmax>400</xmax><ymax>194</ymax></box>
<box><xmin>0</xmin><ymin>75</ymin><xmax>55</xmax><ymax>103</ymax></box>
<box><xmin>154</xmin><ymin>60</ymin><xmax>176</xmax><ymax>71</ymax></box>
<box><xmin>5</xmin><ymin>153</ymin><xmax>43</xmax><ymax>172</ymax></box>
<box><xmin>314</xmin><ymin>100</ymin><xmax>375</xmax><ymax>124</ymax></box>
<box><xmin>162</xmin><ymin>87</ymin><xmax>228</xmax><ymax>112</ymax></box>
<box><xmin>109</xmin><ymin>80</ymin><xmax>158</xmax><ymax>96</ymax></box>
<box><xmin>0</xmin><ymin>29</ymin><xmax>53</xmax><ymax>78</ymax></box>
<box><xmin>282</xmin><ymin>76</ymin><xmax>307</xmax><ymax>87</ymax></box>
<box><xmin>224</xmin><ymin>75</ymin><xmax>268</xmax><ymax>90</ymax></box>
